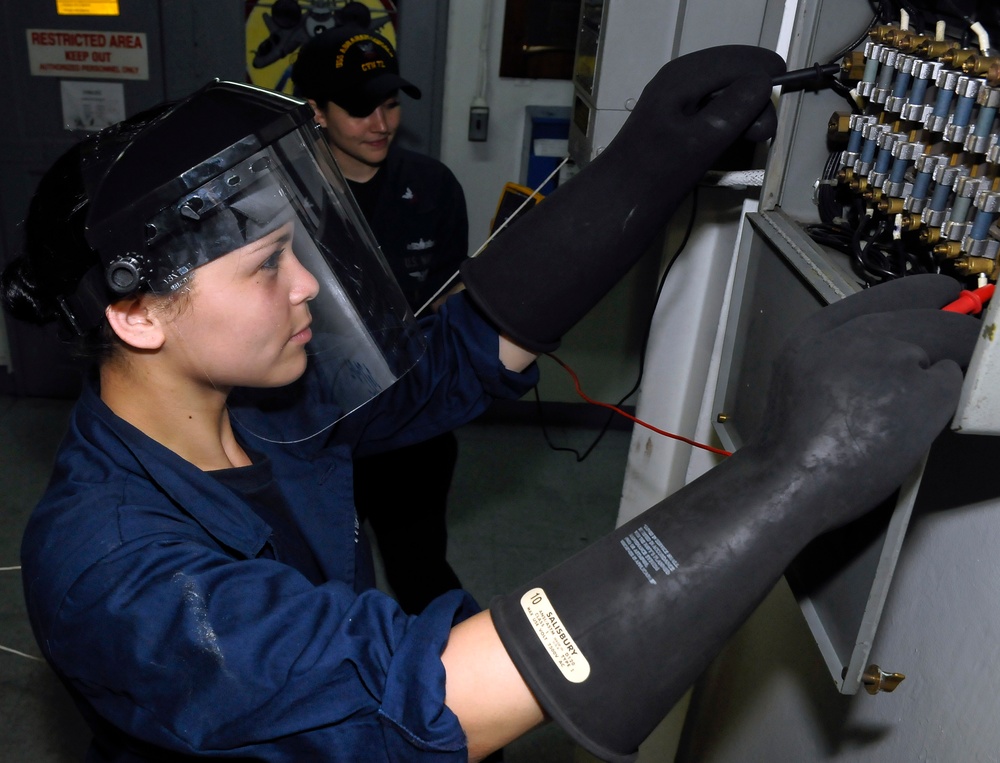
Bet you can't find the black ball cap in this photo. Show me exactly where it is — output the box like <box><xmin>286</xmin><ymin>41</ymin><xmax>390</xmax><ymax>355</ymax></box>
<box><xmin>291</xmin><ymin>25</ymin><xmax>421</xmax><ymax>117</ymax></box>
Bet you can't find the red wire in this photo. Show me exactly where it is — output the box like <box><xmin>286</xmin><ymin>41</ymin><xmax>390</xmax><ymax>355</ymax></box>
<box><xmin>546</xmin><ymin>353</ymin><xmax>732</xmax><ymax>457</ymax></box>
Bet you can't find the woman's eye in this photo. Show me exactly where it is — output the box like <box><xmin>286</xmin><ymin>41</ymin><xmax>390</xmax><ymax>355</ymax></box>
<box><xmin>260</xmin><ymin>250</ymin><xmax>283</xmax><ymax>271</ymax></box>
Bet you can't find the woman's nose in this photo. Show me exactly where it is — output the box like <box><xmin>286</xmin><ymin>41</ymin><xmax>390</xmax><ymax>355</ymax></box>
<box><xmin>288</xmin><ymin>251</ymin><xmax>320</xmax><ymax>303</ymax></box>
<box><xmin>369</xmin><ymin>107</ymin><xmax>388</xmax><ymax>132</ymax></box>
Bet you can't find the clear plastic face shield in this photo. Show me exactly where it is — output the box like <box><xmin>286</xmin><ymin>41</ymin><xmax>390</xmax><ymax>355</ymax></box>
<box><xmin>219</xmin><ymin>128</ymin><xmax>425</xmax><ymax>442</ymax></box>
<box><xmin>86</xmin><ymin>101</ymin><xmax>425</xmax><ymax>443</ymax></box>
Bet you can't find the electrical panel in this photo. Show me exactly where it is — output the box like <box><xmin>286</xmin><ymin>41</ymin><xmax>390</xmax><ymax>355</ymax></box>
<box><xmin>714</xmin><ymin>0</ymin><xmax>1000</xmax><ymax>693</ymax></box>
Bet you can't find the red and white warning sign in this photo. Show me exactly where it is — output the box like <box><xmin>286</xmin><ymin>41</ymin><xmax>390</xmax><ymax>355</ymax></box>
<box><xmin>27</xmin><ymin>29</ymin><xmax>148</xmax><ymax>80</ymax></box>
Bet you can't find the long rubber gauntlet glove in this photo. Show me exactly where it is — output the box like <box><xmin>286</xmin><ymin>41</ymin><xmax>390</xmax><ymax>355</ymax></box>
<box><xmin>460</xmin><ymin>45</ymin><xmax>786</xmax><ymax>352</ymax></box>
<box><xmin>490</xmin><ymin>275</ymin><xmax>981</xmax><ymax>761</ymax></box>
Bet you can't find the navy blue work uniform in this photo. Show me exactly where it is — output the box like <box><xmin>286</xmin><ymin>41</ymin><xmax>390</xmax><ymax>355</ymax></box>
<box><xmin>20</xmin><ymin>294</ymin><xmax>537</xmax><ymax>762</ymax></box>
<box><xmin>348</xmin><ymin>145</ymin><xmax>469</xmax><ymax>311</ymax></box>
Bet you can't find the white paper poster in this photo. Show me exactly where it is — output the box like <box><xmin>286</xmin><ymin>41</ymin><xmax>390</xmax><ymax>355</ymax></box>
<box><xmin>60</xmin><ymin>80</ymin><xmax>125</xmax><ymax>131</ymax></box>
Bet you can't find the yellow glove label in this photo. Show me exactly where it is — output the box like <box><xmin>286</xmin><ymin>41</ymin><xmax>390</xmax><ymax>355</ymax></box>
<box><xmin>519</xmin><ymin>587</ymin><xmax>591</xmax><ymax>683</ymax></box>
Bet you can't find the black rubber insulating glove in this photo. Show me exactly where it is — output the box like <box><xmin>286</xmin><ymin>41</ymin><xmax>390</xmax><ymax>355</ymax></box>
<box><xmin>490</xmin><ymin>275</ymin><xmax>980</xmax><ymax>762</ymax></box>
<box><xmin>460</xmin><ymin>45</ymin><xmax>786</xmax><ymax>352</ymax></box>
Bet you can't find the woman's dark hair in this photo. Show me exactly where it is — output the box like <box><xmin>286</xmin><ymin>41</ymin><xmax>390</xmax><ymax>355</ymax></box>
<box><xmin>2</xmin><ymin>141</ymin><xmax>93</xmax><ymax>322</ymax></box>
<box><xmin>0</xmin><ymin>139</ymin><xmax>119</xmax><ymax>357</ymax></box>
<box><xmin>1</xmin><ymin>104</ymin><xmax>172</xmax><ymax>358</ymax></box>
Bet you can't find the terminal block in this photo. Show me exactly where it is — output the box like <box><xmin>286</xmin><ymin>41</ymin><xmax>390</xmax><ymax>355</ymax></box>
<box><xmin>819</xmin><ymin>24</ymin><xmax>1000</xmax><ymax>286</ymax></box>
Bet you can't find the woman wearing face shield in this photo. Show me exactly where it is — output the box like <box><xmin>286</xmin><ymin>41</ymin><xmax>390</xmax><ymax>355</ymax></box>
<box><xmin>4</xmin><ymin>82</ymin><xmax>544</xmax><ymax>761</ymax></box>
<box><xmin>1</xmin><ymin>49</ymin><xmax>981</xmax><ymax>763</ymax></box>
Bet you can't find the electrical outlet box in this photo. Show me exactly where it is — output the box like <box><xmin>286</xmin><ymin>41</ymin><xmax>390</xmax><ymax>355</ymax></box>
<box><xmin>468</xmin><ymin>104</ymin><xmax>489</xmax><ymax>142</ymax></box>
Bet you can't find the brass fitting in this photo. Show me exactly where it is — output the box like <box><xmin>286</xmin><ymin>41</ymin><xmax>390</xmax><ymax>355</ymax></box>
<box><xmin>897</xmin><ymin>32</ymin><xmax>931</xmax><ymax>54</ymax></box>
<box><xmin>870</xmin><ymin>25</ymin><xmax>904</xmax><ymax>47</ymax></box>
<box><xmin>953</xmin><ymin>256</ymin><xmax>999</xmax><ymax>277</ymax></box>
<box><xmin>841</xmin><ymin>51</ymin><xmax>868</xmax><ymax>81</ymax></box>
<box><xmin>862</xmin><ymin>665</ymin><xmax>905</xmax><ymax>695</ymax></box>
<box><xmin>828</xmin><ymin>112</ymin><xmax>852</xmax><ymax>140</ymax></box>
<box><xmin>878</xmin><ymin>196</ymin><xmax>906</xmax><ymax>215</ymax></box>
<box><xmin>933</xmin><ymin>241</ymin><xmax>965</xmax><ymax>259</ymax></box>
<box><xmin>896</xmin><ymin>212</ymin><xmax>924</xmax><ymax>232</ymax></box>
<box><xmin>916</xmin><ymin>38</ymin><xmax>960</xmax><ymax>59</ymax></box>
<box><xmin>986</xmin><ymin>61</ymin><xmax>1000</xmax><ymax>87</ymax></box>
<box><xmin>962</xmin><ymin>54</ymin><xmax>1000</xmax><ymax>78</ymax></box>
<box><xmin>942</xmin><ymin>47</ymin><xmax>979</xmax><ymax>71</ymax></box>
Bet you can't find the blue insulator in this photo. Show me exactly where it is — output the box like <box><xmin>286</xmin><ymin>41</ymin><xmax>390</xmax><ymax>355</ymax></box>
<box><xmin>876</xmin><ymin>60</ymin><xmax>896</xmax><ymax>89</ymax></box>
<box><xmin>862</xmin><ymin>54</ymin><xmax>880</xmax><ymax>86</ymax></box>
<box><xmin>889</xmin><ymin>157</ymin><xmax>909</xmax><ymax>185</ymax></box>
<box><xmin>909</xmin><ymin>75</ymin><xmax>930</xmax><ymax>106</ymax></box>
<box><xmin>950</xmin><ymin>193</ymin><xmax>973</xmax><ymax>222</ymax></box>
<box><xmin>860</xmin><ymin>133</ymin><xmax>880</xmax><ymax>165</ymax></box>
<box><xmin>875</xmin><ymin>144</ymin><xmax>894</xmax><ymax>174</ymax></box>
<box><xmin>912</xmin><ymin>168</ymin><xmax>933</xmax><ymax>199</ymax></box>
<box><xmin>970</xmin><ymin>208</ymin><xmax>996</xmax><ymax>239</ymax></box>
<box><xmin>954</xmin><ymin>93</ymin><xmax>976</xmax><ymax>127</ymax></box>
<box><xmin>930</xmin><ymin>181</ymin><xmax>952</xmax><ymax>211</ymax></box>
<box><xmin>972</xmin><ymin>105</ymin><xmax>998</xmax><ymax>139</ymax></box>
<box><xmin>891</xmin><ymin>69</ymin><xmax>912</xmax><ymax>99</ymax></box>
<box><xmin>847</xmin><ymin>125</ymin><xmax>865</xmax><ymax>153</ymax></box>
<box><xmin>847</xmin><ymin>130</ymin><xmax>864</xmax><ymax>154</ymax></box>
<box><xmin>930</xmin><ymin>87</ymin><xmax>955</xmax><ymax>120</ymax></box>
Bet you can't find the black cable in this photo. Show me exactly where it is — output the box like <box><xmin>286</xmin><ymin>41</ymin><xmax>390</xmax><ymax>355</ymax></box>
<box><xmin>772</xmin><ymin>63</ymin><xmax>842</xmax><ymax>90</ymax></box>
<box><xmin>533</xmin><ymin>187</ymin><xmax>701</xmax><ymax>462</ymax></box>
<box><xmin>860</xmin><ymin>220</ymin><xmax>901</xmax><ymax>280</ymax></box>
<box><xmin>848</xmin><ymin>204</ymin><xmax>905</xmax><ymax>285</ymax></box>
<box><xmin>850</xmin><ymin>212</ymin><xmax>875</xmax><ymax>283</ymax></box>
<box><xmin>805</xmin><ymin>222</ymin><xmax>856</xmax><ymax>255</ymax></box>
<box><xmin>940</xmin><ymin>0</ymin><xmax>976</xmax><ymax>27</ymax></box>
<box><xmin>816</xmin><ymin>151</ymin><xmax>846</xmax><ymax>225</ymax></box>
<box><xmin>831</xmin><ymin>78</ymin><xmax>864</xmax><ymax>113</ymax></box>
<box><xmin>826</xmin><ymin>0</ymin><xmax>888</xmax><ymax>65</ymax></box>
<box><xmin>900</xmin><ymin>1</ymin><xmax>927</xmax><ymax>34</ymax></box>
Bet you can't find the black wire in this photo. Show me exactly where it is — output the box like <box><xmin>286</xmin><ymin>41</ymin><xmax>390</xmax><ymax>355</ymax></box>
<box><xmin>940</xmin><ymin>0</ymin><xmax>976</xmax><ymax>26</ymax></box>
<box><xmin>816</xmin><ymin>152</ymin><xmax>846</xmax><ymax>225</ymax></box>
<box><xmin>827</xmin><ymin>19</ymin><xmax>876</xmax><ymax>64</ymax></box>
<box><xmin>826</xmin><ymin>0</ymin><xmax>890</xmax><ymax>65</ymax></box>
<box><xmin>900</xmin><ymin>1</ymin><xmax>926</xmax><ymax>33</ymax></box>
<box><xmin>809</xmin><ymin>172</ymin><xmax>939</xmax><ymax>284</ymax></box>
<box><xmin>805</xmin><ymin>222</ymin><xmax>856</xmax><ymax>254</ymax></box>
<box><xmin>831</xmin><ymin>78</ymin><xmax>865</xmax><ymax>113</ymax></box>
<box><xmin>533</xmin><ymin>187</ymin><xmax>701</xmax><ymax>462</ymax></box>
<box><xmin>846</xmin><ymin>208</ymin><xmax>921</xmax><ymax>284</ymax></box>
<box><xmin>860</xmin><ymin>220</ymin><xmax>901</xmax><ymax>280</ymax></box>
<box><xmin>850</xmin><ymin>212</ymin><xmax>876</xmax><ymax>283</ymax></box>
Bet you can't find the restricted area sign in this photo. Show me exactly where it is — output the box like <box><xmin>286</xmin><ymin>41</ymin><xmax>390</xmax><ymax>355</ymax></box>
<box><xmin>27</xmin><ymin>28</ymin><xmax>148</xmax><ymax>80</ymax></box>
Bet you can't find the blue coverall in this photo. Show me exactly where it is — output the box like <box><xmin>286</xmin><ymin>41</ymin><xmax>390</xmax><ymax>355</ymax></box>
<box><xmin>21</xmin><ymin>294</ymin><xmax>538</xmax><ymax>761</ymax></box>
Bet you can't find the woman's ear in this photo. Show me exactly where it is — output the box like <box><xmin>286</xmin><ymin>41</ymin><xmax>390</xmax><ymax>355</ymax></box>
<box><xmin>105</xmin><ymin>296</ymin><xmax>165</xmax><ymax>351</ymax></box>
<box><xmin>307</xmin><ymin>99</ymin><xmax>327</xmax><ymax>129</ymax></box>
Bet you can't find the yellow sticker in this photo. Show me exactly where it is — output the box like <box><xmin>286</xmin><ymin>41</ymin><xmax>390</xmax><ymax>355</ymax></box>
<box><xmin>57</xmin><ymin>1</ymin><xmax>119</xmax><ymax>16</ymax></box>
<box><xmin>519</xmin><ymin>587</ymin><xmax>591</xmax><ymax>683</ymax></box>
